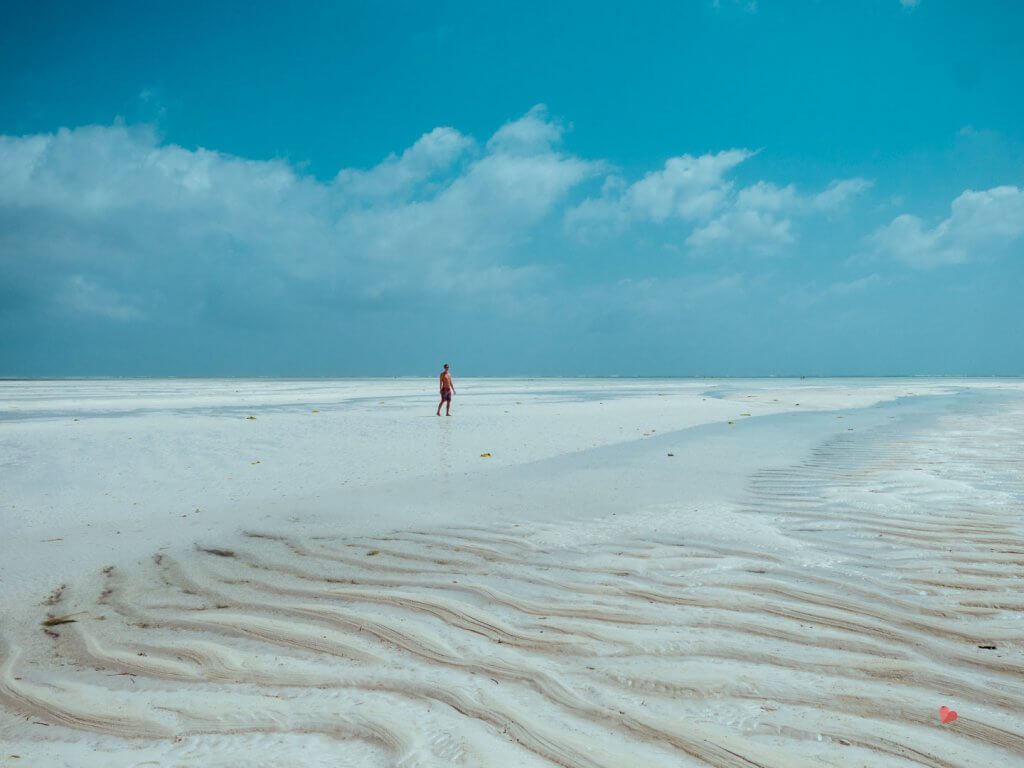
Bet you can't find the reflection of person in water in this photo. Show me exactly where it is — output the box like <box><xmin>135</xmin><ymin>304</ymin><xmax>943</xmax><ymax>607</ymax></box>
<box><xmin>436</xmin><ymin>363</ymin><xmax>455</xmax><ymax>416</ymax></box>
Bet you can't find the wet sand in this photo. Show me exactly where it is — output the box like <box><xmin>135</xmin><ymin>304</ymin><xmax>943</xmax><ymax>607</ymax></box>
<box><xmin>1</xmin><ymin>378</ymin><xmax>1022</xmax><ymax>767</ymax></box>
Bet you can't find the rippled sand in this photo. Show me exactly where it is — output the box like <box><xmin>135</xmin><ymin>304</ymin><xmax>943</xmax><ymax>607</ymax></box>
<box><xmin>1</xmin><ymin>380</ymin><xmax>1022</xmax><ymax>766</ymax></box>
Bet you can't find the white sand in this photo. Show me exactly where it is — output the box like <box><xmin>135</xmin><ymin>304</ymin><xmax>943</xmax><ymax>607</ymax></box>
<box><xmin>1</xmin><ymin>378</ymin><xmax>1022</xmax><ymax>766</ymax></box>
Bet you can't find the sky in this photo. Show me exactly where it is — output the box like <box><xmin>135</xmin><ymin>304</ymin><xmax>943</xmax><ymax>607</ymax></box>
<box><xmin>1</xmin><ymin>0</ymin><xmax>1022</xmax><ymax>376</ymax></box>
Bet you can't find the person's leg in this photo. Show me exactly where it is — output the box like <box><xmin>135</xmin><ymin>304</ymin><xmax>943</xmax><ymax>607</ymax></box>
<box><xmin>445</xmin><ymin>395</ymin><xmax>452</xmax><ymax>416</ymax></box>
<box><xmin>437</xmin><ymin>397</ymin><xmax>443</xmax><ymax>416</ymax></box>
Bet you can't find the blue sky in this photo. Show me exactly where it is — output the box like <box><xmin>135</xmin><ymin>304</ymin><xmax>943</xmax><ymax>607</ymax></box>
<box><xmin>1</xmin><ymin>0</ymin><xmax>1022</xmax><ymax>376</ymax></box>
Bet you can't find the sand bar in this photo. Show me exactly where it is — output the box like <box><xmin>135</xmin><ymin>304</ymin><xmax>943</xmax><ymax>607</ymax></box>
<box><xmin>1</xmin><ymin>378</ymin><xmax>1023</xmax><ymax>766</ymax></box>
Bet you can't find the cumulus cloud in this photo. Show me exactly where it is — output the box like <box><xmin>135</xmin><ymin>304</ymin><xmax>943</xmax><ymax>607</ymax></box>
<box><xmin>687</xmin><ymin>209</ymin><xmax>794</xmax><ymax>253</ymax></box>
<box><xmin>0</xmin><ymin>107</ymin><xmax>599</xmax><ymax>326</ymax></box>
<box><xmin>870</xmin><ymin>186</ymin><xmax>1024</xmax><ymax>267</ymax></box>
<box><xmin>486</xmin><ymin>104</ymin><xmax>564</xmax><ymax>155</ymax></box>
<box><xmin>565</xmin><ymin>149</ymin><xmax>752</xmax><ymax>239</ymax></box>
<box><xmin>333</xmin><ymin>126</ymin><xmax>473</xmax><ymax>202</ymax></box>
<box><xmin>567</xmin><ymin>143</ymin><xmax>871</xmax><ymax>254</ymax></box>
<box><xmin>0</xmin><ymin>107</ymin><xmax>888</xmax><ymax>374</ymax></box>
<box><xmin>686</xmin><ymin>177</ymin><xmax>871</xmax><ymax>254</ymax></box>
<box><xmin>735</xmin><ymin>181</ymin><xmax>798</xmax><ymax>212</ymax></box>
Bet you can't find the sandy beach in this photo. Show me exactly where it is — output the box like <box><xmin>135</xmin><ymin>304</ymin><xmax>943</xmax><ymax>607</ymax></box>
<box><xmin>1</xmin><ymin>378</ymin><xmax>1023</xmax><ymax>767</ymax></box>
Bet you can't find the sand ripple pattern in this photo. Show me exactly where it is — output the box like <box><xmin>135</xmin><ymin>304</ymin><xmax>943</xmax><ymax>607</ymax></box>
<box><xmin>2</xmin><ymin>403</ymin><xmax>1023</xmax><ymax>766</ymax></box>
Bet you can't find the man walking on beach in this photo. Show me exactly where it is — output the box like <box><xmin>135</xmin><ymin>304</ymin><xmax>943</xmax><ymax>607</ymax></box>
<box><xmin>437</xmin><ymin>363</ymin><xmax>455</xmax><ymax>416</ymax></box>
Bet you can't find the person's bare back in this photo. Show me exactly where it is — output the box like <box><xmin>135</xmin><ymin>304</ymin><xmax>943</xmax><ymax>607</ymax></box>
<box><xmin>436</xmin><ymin>363</ymin><xmax>454</xmax><ymax>416</ymax></box>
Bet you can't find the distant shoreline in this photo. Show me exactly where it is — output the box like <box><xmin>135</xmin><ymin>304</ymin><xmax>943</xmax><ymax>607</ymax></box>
<box><xmin>3</xmin><ymin>374</ymin><xmax>1024</xmax><ymax>382</ymax></box>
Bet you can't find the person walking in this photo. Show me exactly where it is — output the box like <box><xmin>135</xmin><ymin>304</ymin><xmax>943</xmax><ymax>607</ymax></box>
<box><xmin>437</xmin><ymin>363</ymin><xmax>455</xmax><ymax>416</ymax></box>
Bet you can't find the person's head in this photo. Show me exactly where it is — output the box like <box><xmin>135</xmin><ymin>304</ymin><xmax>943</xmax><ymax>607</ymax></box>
<box><xmin>443</xmin><ymin>363</ymin><xmax>449</xmax><ymax>370</ymax></box>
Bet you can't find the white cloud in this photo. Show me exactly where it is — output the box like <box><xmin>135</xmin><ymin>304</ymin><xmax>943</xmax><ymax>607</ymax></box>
<box><xmin>870</xmin><ymin>186</ymin><xmax>1024</xmax><ymax>267</ymax></box>
<box><xmin>626</xmin><ymin>150</ymin><xmax>752</xmax><ymax>221</ymax></box>
<box><xmin>688</xmin><ymin>209</ymin><xmax>793</xmax><ymax>253</ymax></box>
<box><xmin>333</xmin><ymin>126</ymin><xmax>473</xmax><ymax>202</ymax></box>
<box><xmin>0</xmin><ymin>107</ymin><xmax>600</xmax><ymax>319</ymax></box>
<box><xmin>567</xmin><ymin>140</ymin><xmax>871</xmax><ymax>254</ymax></box>
<box><xmin>687</xmin><ymin>177</ymin><xmax>871</xmax><ymax>254</ymax></box>
<box><xmin>811</xmin><ymin>178</ymin><xmax>874</xmax><ymax>210</ymax></box>
<box><xmin>736</xmin><ymin>181</ymin><xmax>798</xmax><ymax>212</ymax></box>
<box><xmin>0</xmin><ymin>105</ymin><xmax>882</xmax><ymax>372</ymax></box>
<box><xmin>900</xmin><ymin>0</ymin><xmax>920</xmax><ymax>8</ymax></box>
<box><xmin>565</xmin><ymin>149</ymin><xmax>751</xmax><ymax>239</ymax></box>
<box><xmin>0</xmin><ymin>123</ymin><xmax>318</xmax><ymax>222</ymax></box>
<box><xmin>338</xmin><ymin>110</ymin><xmax>598</xmax><ymax>297</ymax></box>
<box><xmin>486</xmin><ymin>104</ymin><xmax>564</xmax><ymax>155</ymax></box>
